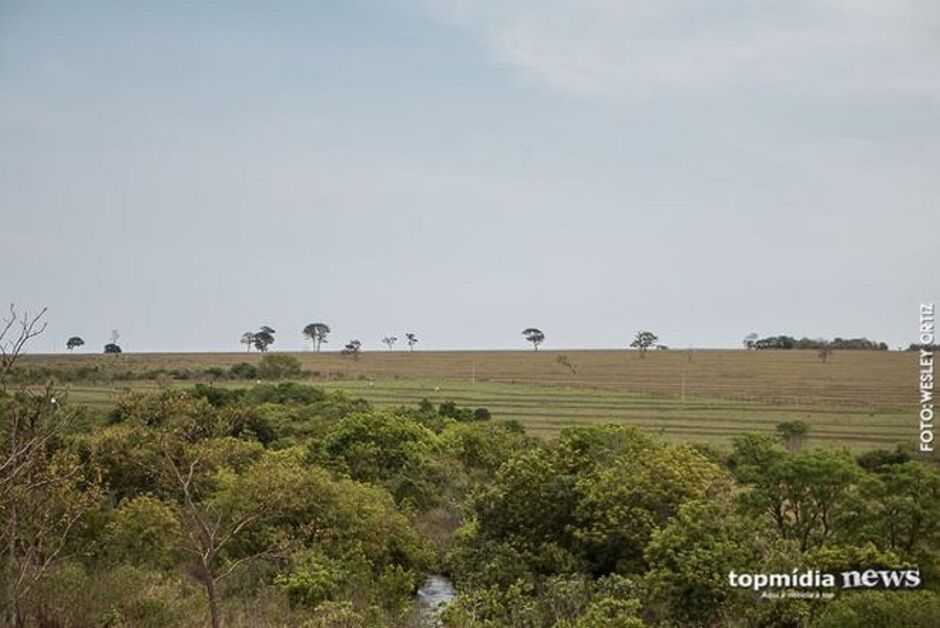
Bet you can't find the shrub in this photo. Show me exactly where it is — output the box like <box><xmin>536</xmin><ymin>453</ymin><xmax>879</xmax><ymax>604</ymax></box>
<box><xmin>856</xmin><ymin>447</ymin><xmax>910</xmax><ymax>472</ymax></box>
<box><xmin>258</xmin><ymin>354</ymin><xmax>304</xmax><ymax>380</ymax></box>
<box><xmin>473</xmin><ymin>407</ymin><xmax>492</xmax><ymax>421</ymax></box>
<box><xmin>189</xmin><ymin>384</ymin><xmax>245</xmax><ymax>408</ymax></box>
<box><xmin>246</xmin><ymin>382</ymin><xmax>325</xmax><ymax>405</ymax></box>
<box><xmin>229</xmin><ymin>362</ymin><xmax>258</xmax><ymax>380</ymax></box>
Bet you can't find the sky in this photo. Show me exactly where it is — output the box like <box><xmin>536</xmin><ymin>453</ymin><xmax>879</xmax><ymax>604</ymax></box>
<box><xmin>1</xmin><ymin>0</ymin><xmax>938</xmax><ymax>353</ymax></box>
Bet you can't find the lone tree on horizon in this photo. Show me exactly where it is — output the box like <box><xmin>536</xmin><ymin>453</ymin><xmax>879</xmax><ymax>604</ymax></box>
<box><xmin>382</xmin><ymin>336</ymin><xmax>398</xmax><ymax>351</ymax></box>
<box><xmin>405</xmin><ymin>333</ymin><xmax>418</xmax><ymax>351</ymax></box>
<box><xmin>242</xmin><ymin>326</ymin><xmax>275</xmax><ymax>352</ymax></box>
<box><xmin>743</xmin><ymin>332</ymin><xmax>759</xmax><ymax>350</ymax></box>
<box><xmin>66</xmin><ymin>336</ymin><xmax>84</xmax><ymax>351</ymax></box>
<box><xmin>105</xmin><ymin>329</ymin><xmax>122</xmax><ymax>354</ymax></box>
<box><xmin>341</xmin><ymin>339</ymin><xmax>361</xmax><ymax>359</ymax></box>
<box><xmin>522</xmin><ymin>328</ymin><xmax>545</xmax><ymax>351</ymax></box>
<box><xmin>253</xmin><ymin>328</ymin><xmax>275</xmax><ymax>352</ymax></box>
<box><xmin>630</xmin><ymin>331</ymin><xmax>658</xmax><ymax>357</ymax></box>
<box><xmin>302</xmin><ymin>322</ymin><xmax>330</xmax><ymax>352</ymax></box>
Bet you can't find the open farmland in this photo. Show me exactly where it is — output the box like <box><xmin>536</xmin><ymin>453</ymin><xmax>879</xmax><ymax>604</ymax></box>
<box><xmin>20</xmin><ymin>349</ymin><xmax>920</xmax><ymax>452</ymax></box>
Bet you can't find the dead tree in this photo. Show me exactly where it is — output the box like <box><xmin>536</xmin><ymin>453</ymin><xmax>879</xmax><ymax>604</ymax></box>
<box><xmin>0</xmin><ymin>306</ymin><xmax>100</xmax><ymax>627</ymax></box>
<box><xmin>0</xmin><ymin>305</ymin><xmax>47</xmax><ymax>388</ymax></box>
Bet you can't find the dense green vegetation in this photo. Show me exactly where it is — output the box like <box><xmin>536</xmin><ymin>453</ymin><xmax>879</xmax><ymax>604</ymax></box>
<box><xmin>749</xmin><ymin>336</ymin><xmax>888</xmax><ymax>351</ymax></box>
<box><xmin>1</xmin><ymin>374</ymin><xmax>938</xmax><ymax>627</ymax></box>
<box><xmin>3</xmin><ymin>354</ymin><xmax>311</xmax><ymax>385</ymax></box>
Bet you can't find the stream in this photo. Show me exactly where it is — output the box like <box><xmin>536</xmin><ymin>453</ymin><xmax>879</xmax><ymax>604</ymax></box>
<box><xmin>416</xmin><ymin>574</ymin><xmax>455</xmax><ymax>626</ymax></box>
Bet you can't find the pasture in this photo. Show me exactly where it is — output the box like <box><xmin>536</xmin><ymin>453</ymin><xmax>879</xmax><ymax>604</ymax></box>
<box><xmin>20</xmin><ymin>349</ymin><xmax>920</xmax><ymax>452</ymax></box>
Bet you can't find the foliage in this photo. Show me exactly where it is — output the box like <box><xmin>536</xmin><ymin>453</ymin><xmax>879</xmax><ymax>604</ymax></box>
<box><xmin>229</xmin><ymin>361</ymin><xmax>258</xmax><ymax>379</ymax></box>
<box><xmin>776</xmin><ymin>419</ymin><xmax>810</xmax><ymax>452</ymax></box>
<box><xmin>838</xmin><ymin>462</ymin><xmax>940</xmax><ymax>556</ymax></box>
<box><xmin>573</xmin><ymin>444</ymin><xmax>732</xmax><ymax>574</ymax></box>
<box><xmin>814</xmin><ymin>590</ymin><xmax>940</xmax><ymax>627</ymax></box>
<box><xmin>1</xmin><ymin>371</ymin><xmax>937</xmax><ymax>627</ymax></box>
<box><xmin>302</xmin><ymin>322</ymin><xmax>330</xmax><ymax>352</ymax></box>
<box><xmin>642</xmin><ymin>499</ymin><xmax>764</xmax><ymax>625</ymax></box>
<box><xmin>108</xmin><ymin>495</ymin><xmax>182</xmax><ymax>569</ymax></box>
<box><xmin>522</xmin><ymin>328</ymin><xmax>545</xmax><ymax>350</ymax></box>
<box><xmin>438</xmin><ymin>400</ymin><xmax>492</xmax><ymax>422</ymax></box>
<box><xmin>735</xmin><ymin>445</ymin><xmax>861</xmax><ymax>550</ymax></box>
<box><xmin>252</xmin><ymin>330</ymin><xmax>275</xmax><ymax>352</ymax></box>
<box><xmin>856</xmin><ymin>446</ymin><xmax>910</xmax><ymax>472</ymax></box>
<box><xmin>629</xmin><ymin>330</ymin><xmax>658</xmax><ymax>354</ymax></box>
<box><xmin>257</xmin><ymin>353</ymin><xmax>304</xmax><ymax>380</ymax></box>
<box><xmin>311</xmin><ymin>411</ymin><xmax>443</xmax><ymax>509</ymax></box>
<box><xmin>754</xmin><ymin>335</ymin><xmax>888</xmax><ymax>350</ymax></box>
<box><xmin>341</xmin><ymin>339</ymin><xmax>362</xmax><ymax>357</ymax></box>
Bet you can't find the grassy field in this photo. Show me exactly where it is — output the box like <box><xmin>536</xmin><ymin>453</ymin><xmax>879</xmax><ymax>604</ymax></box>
<box><xmin>20</xmin><ymin>349</ymin><xmax>922</xmax><ymax>452</ymax></box>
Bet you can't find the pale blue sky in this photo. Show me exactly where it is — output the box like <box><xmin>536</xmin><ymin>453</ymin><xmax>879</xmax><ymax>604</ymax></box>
<box><xmin>2</xmin><ymin>1</ymin><xmax>938</xmax><ymax>352</ymax></box>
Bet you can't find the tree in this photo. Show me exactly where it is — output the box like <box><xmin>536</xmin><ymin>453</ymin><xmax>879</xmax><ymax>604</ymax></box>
<box><xmin>405</xmin><ymin>333</ymin><xmax>418</xmax><ymax>351</ymax></box>
<box><xmin>341</xmin><ymin>340</ymin><xmax>361</xmax><ymax>359</ymax></box>
<box><xmin>743</xmin><ymin>332</ymin><xmax>758</xmax><ymax>350</ymax></box>
<box><xmin>252</xmin><ymin>330</ymin><xmax>274</xmax><ymax>352</ymax></box>
<box><xmin>846</xmin><ymin>462</ymin><xmax>940</xmax><ymax>555</ymax></box>
<box><xmin>735</xmin><ymin>448</ymin><xmax>860</xmax><ymax>551</ymax></box>
<box><xmin>66</xmin><ymin>336</ymin><xmax>84</xmax><ymax>352</ymax></box>
<box><xmin>1</xmin><ymin>305</ymin><xmax>47</xmax><ymax>383</ymax></box>
<box><xmin>630</xmin><ymin>331</ymin><xmax>658</xmax><ymax>357</ymax></box>
<box><xmin>573</xmin><ymin>444</ymin><xmax>732</xmax><ymax>573</ymax></box>
<box><xmin>644</xmin><ymin>500</ymin><xmax>763</xmax><ymax>625</ymax></box>
<box><xmin>240</xmin><ymin>332</ymin><xmax>255</xmax><ymax>352</ymax></box>
<box><xmin>302</xmin><ymin>323</ymin><xmax>330</xmax><ymax>352</ymax></box>
<box><xmin>776</xmin><ymin>420</ymin><xmax>810</xmax><ymax>452</ymax></box>
<box><xmin>104</xmin><ymin>329</ymin><xmax>122</xmax><ymax>354</ymax></box>
<box><xmin>382</xmin><ymin>336</ymin><xmax>398</xmax><ymax>351</ymax></box>
<box><xmin>158</xmin><ymin>440</ymin><xmax>283</xmax><ymax>628</ymax></box>
<box><xmin>522</xmin><ymin>328</ymin><xmax>545</xmax><ymax>351</ymax></box>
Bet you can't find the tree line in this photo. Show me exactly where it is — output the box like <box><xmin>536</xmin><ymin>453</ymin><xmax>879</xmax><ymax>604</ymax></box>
<box><xmin>61</xmin><ymin>322</ymin><xmax>911</xmax><ymax>356</ymax></box>
<box><xmin>743</xmin><ymin>334</ymin><xmax>889</xmax><ymax>351</ymax></box>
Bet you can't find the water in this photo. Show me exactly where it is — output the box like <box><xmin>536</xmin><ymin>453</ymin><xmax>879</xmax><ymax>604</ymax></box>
<box><xmin>416</xmin><ymin>574</ymin><xmax>455</xmax><ymax>626</ymax></box>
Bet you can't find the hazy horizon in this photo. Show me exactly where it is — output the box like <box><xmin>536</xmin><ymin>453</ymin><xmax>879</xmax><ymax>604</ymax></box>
<box><xmin>2</xmin><ymin>1</ymin><xmax>938</xmax><ymax>353</ymax></box>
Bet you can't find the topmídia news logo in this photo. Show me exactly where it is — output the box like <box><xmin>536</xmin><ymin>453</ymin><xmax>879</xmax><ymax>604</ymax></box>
<box><xmin>729</xmin><ymin>568</ymin><xmax>923</xmax><ymax>600</ymax></box>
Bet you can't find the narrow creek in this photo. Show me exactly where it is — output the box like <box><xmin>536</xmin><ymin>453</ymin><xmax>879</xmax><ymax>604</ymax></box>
<box><xmin>416</xmin><ymin>574</ymin><xmax>455</xmax><ymax>626</ymax></box>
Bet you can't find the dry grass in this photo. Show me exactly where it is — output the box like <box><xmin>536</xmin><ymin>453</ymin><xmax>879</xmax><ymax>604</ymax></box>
<box><xmin>20</xmin><ymin>349</ymin><xmax>922</xmax><ymax>452</ymax></box>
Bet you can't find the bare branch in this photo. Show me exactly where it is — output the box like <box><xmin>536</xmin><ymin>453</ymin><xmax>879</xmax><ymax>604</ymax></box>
<box><xmin>0</xmin><ymin>305</ymin><xmax>48</xmax><ymax>388</ymax></box>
